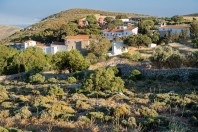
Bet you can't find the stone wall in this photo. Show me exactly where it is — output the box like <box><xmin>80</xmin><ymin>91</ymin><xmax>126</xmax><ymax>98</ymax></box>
<box><xmin>0</xmin><ymin>72</ymin><xmax>26</xmax><ymax>82</ymax></box>
<box><xmin>117</xmin><ymin>64</ymin><xmax>198</xmax><ymax>81</ymax></box>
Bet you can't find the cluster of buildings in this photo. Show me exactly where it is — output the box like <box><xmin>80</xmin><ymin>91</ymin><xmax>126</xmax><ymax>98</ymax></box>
<box><xmin>13</xmin><ymin>35</ymin><xmax>90</xmax><ymax>54</ymax></box>
<box><xmin>12</xmin><ymin>14</ymin><xmax>192</xmax><ymax>56</ymax></box>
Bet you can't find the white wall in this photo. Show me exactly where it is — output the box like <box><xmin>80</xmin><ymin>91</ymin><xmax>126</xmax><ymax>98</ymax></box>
<box><xmin>24</xmin><ymin>41</ymin><xmax>37</xmax><ymax>49</ymax></box>
<box><xmin>159</xmin><ymin>27</ymin><xmax>189</xmax><ymax>36</ymax></box>
<box><xmin>103</xmin><ymin>27</ymin><xmax>138</xmax><ymax>40</ymax></box>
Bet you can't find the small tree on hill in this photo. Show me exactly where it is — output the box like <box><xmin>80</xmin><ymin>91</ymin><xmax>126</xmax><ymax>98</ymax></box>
<box><xmin>82</xmin><ymin>67</ymin><xmax>124</xmax><ymax>92</ymax></box>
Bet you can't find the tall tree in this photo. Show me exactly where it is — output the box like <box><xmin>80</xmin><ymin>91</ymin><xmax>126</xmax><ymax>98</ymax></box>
<box><xmin>86</xmin><ymin>15</ymin><xmax>97</xmax><ymax>24</ymax></box>
<box><xmin>89</xmin><ymin>36</ymin><xmax>111</xmax><ymax>56</ymax></box>
<box><xmin>53</xmin><ymin>50</ymin><xmax>90</xmax><ymax>73</ymax></box>
<box><xmin>190</xmin><ymin>22</ymin><xmax>198</xmax><ymax>39</ymax></box>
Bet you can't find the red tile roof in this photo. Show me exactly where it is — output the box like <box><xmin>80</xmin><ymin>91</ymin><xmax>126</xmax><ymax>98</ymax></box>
<box><xmin>65</xmin><ymin>35</ymin><xmax>89</xmax><ymax>39</ymax></box>
<box><xmin>36</xmin><ymin>43</ymin><xmax>49</xmax><ymax>47</ymax></box>
<box><xmin>161</xmin><ymin>25</ymin><xmax>190</xmax><ymax>29</ymax></box>
<box><xmin>25</xmin><ymin>40</ymin><xmax>36</xmax><ymax>42</ymax></box>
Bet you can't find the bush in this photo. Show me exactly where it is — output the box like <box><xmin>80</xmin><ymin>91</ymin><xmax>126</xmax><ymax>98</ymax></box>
<box><xmin>151</xmin><ymin>101</ymin><xmax>169</xmax><ymax>113</ymax></box>
<box><xmin>129</xmin><ymin>69</ymin><xmax>142</xmax><ymax>80</ymax></box>
<box><xmin>0</xmin><ymin>126</ymin><xmax>9</xmax><ymax>132</ymax></box>
<box><xmin>48</xmin><ymin>77</ymin><xmax>58</xmax><ymax>83</ymax></box>
<box><xmin>122</xmin><ymin>52</ymin><xmax>143</xmax><ymax>61</ymax></box>
<box><xmin>0</xmin><ymin>110</ymin><xmax>10</xmax><ymax>119</ymax></box>
<box><xmin>15</xmin><ymin>106</ymin><xmax>32</xmax><ymax>119</ymax></box>
<box><xmin>114</xmin><ymin>105</ymin><xmax>131</xmax><ymax>117</ymax></box>
<box><xmin>49</xmin><ymin>101</ymin><xmax>76</xmax><ymax>117</ymax></box>
<box><xmin>89</xmin><ymin>112</ymin><xmax>104</xmax><ymax>121</ymax></box>
<box><xmin>166</xmin><ymin>54</ymin><xmax>182</xmax><ymax>68</ymax></box>
<box><xmin>0</xmin><ymin>85</ymin><xmax>8</xmax><ymax>103</ymax></box>
<box><xmin>29</xmin><ymin>73</ymin><xmax>45</xmax><ymax>83</ymax></box>
<box><xmin>150</xmin><ymin>46</ymin><xmax>181</xmax><ymax>69</ymax></box>
<box><xmin>139</xmin><ymin>107</ymin><xmax>158</xmax><ymax>117</ymax></box>
<box><xmin>48</xmin><ymin>86</ymin><xmax>65</xmax><ymax>97</ymax></box>
<box><xmin>76</xmin><ymin>100</ymin><xmax>90</xmax><ymax>110</ymax></box>
<box><xmin>67</xmin><ymin>77</ymin><xmax>77</xmax><ymax>84</ymax></box>
<box><xmin>185</xmin><ymin>51</ymin><xmax>198</xmax><ymax>68</ymax></box>
<box><xmin>128</xmin><ymin>117</ymin><xmax>137</xmax><ymax>128</ymax></box>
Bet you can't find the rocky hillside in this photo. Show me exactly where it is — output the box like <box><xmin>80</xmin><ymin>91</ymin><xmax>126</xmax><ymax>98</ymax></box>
<box><xmin>0</xmin><ymin>26</ymin><xmax>21</xmax><ymax>41</ymax></box>
<box><xmin>0</xmin><ymin>8</ymin><xmax>145</xmax><ymax>45</ymax></box>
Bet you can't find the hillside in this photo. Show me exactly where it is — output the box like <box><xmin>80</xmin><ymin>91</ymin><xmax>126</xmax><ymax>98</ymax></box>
<box><xmin>0</xmin><ymin>8</ymin><xmax>146</xmax><ymax>45</ymax></box>
<box><xmin>183</xmin><ymin>13</ymin><xmax>198</xmax><ymax>17</ymax></box>
<box><xmin>0</xmin><ymin>26</ymin><xmax>21</xmax><ymax>41</ymax></box>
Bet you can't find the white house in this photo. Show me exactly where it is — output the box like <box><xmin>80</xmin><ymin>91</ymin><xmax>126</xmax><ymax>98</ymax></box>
<box><xmin>103</xmin><ymin>26</ymin><xmax>138</xmax><ymax>40</ymax></box>
<box><xmin>148</xmin><ymin>43</ymin><xmax>157</xmax><ymax>48</ymax></box>
<box><xmin>108</xmin><ymin>42</ymin><xmax>128</xmax><ymax>56</ymax></box>
<box><xmin>120</xmin><ymin>19</ymin><xmax>130</xmax><ymax>23</ymax></box>
<box><xmin>158</xmin><ymin>25</ymin><xmax>190</xmax><ymax>37</ymax></box>
<box><xmin>24</xmin><ymin>40</ymin><xmax>37</xmax><ymax>49</ymax></box>
<box><xmin>36</xmin><ymin>42</ymin><xmax>67</xmax><ymax>54</ymax></box>
<box><xmin>36</xmin><ymin>43</ymin><xmax>51</xmax><ymax>54</ymax></box>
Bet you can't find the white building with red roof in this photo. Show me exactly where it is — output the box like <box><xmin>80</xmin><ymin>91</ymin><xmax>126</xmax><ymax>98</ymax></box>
<box><xmin>103</xmin><ymin>26</ymin><xmax>138</xmax><ymax>40</ymax></box>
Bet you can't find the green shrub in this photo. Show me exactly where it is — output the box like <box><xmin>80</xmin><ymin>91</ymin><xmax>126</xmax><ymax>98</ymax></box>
<box><xmin>129</xmin><ymin>69</ymin><xmax>142</xmax><ymax>80</ymax></box>
<box><xmin>48</xmin><ymin>77</ymin><xmax>58</xmax><ymax>83</ymax></box>
<box><xmin>166</xmin><ymin>54</ymin><xmax>182</xmax><ymax>68</ymax></box>
<box><xmin>48</xmin><ymin>86</ymin><xmax>65</xmax><ymax>97</ymax></box>
<box><xmin>15</xmin><ymin>106</ymin><xmax>32</xmax><ymax>119</ymax></box>
<box><xmin>0</xmin><ymin>85</ymin><xmax>8</xmax><ymax>103</ymax></box>
<box><xmin>185</xmin><ymin>51</ymin><xmax>198</xmax><ymax>68</ymax></box>
<box><xmin>67</xmin><ymin>77</ymin><xmax>77</xmax><ymax>84</ymax></box>
<box><xmin>77</xmin><ymin>116</ymin><xmax>91</xmax><ymax>123</ymax></box>
<box><xmin>128</xmin><ymin>117</ymin><xmax>137</xmax><ymax>128</ymax></box>
<box><xmin>114</xmin><ymin>105</ymin><xmax>131</xmax><ymax>117</ymax></box>
<box><xmin>29</xmin><ymin>73</ymin><xmax>45</xmax><ymax>83</ymax></box>
<box><xmin>76</xmin><ymin>100</ymin><xmax>90</xmax><ymax>110</ymax></box>
<box><xmin>89</xmin><ymin>112</ymin><xmax>104</xmax><ymax>120</ymax></box>
<box><xmin>0</xmin><ymin>126</ymin><xmax>9</xmax><ymax>132</ymax></box>
<box><xmin>151</xmin><ymin>101</ymin><xmax>169</xmax><ymax>113</ymax></box>
<box><xmin>0</xmin><ymin>110</ymin><xmax>10</xmax><ymax>119</ymax></box>
<box><xmin>139</xmin><ymin>107</ymin><xmax>158</xmax><ymax>117</ymax></box>
<box><xmin>8</xmin><ymin>128</ymin><xmax>23</xmax><ymax>132</ymax></box>
<box><xmin>1</xmin><ymin>102</ymin><xmax>14</xmax><ymax>109</ymax></box>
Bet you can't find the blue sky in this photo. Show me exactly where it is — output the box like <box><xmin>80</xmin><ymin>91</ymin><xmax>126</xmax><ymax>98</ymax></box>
<box><xmin>0</xmin><ymin>0</ymin><xmax>197</xmax><ymax>25</ymax></box>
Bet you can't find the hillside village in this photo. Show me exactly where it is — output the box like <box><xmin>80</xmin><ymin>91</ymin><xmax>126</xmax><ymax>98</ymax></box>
<box><xmin>9</xmin><ymin>14</ymin><xmax>196</xmax><ymax>57</ymax></box>
<box><xmin>0</xmin><ymin>9</ymin><xmax>198</xmax><ymax>132</ymax></box>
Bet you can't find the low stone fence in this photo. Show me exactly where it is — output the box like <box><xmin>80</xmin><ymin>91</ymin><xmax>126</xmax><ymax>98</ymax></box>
<box><xmin>0</xmin><ymin>64</ymin><xmax>197</xmax><ymax>82</ymax></box>
<box><xmin>0</xmin><ymin>72</ymin><xmax>26</xmax><ymax>82</ymax></box>
<box><xmin>117</xmin><ymin>64</ymin><xmax>198</xmax><ymax>81</ymax></box>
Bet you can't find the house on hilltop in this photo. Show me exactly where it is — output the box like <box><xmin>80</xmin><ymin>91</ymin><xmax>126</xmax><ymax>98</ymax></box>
<box><xmin>103</xmin><ymin>26</ymin><xmax>138</xmax><ymax>40</ymax></box>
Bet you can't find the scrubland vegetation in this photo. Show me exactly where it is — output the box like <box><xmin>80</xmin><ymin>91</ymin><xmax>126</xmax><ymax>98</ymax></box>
<box><xmin>0</xmin><ymin>66</ymin><xmax>197</xmax><ymax>132</ymax></box>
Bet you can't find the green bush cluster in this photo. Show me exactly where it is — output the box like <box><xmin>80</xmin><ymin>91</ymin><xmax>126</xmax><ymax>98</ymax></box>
<box><xmin>29</xmin><ymin>73</ymin><xmax>45</xmax><ymax>83</ymax></box>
